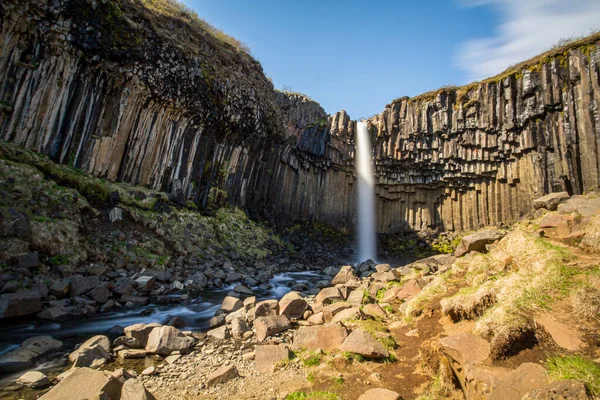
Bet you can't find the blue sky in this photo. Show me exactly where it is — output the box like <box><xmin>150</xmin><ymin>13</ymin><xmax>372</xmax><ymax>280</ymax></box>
<box><xmin>182</xmin><ymin>0</ymin><xmax>600</xmax><ymax>119</ymax></box>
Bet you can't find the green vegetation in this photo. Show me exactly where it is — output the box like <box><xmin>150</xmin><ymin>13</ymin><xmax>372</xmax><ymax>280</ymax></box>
<box><xmin>342</xmin><ymin>351</ymin><xmax>365</xmax><ymax>363</ymax></box>
<box><xmin>285</xmin><ymin>391</ymin><xmax>340</xmax><ymax>400</ymax></box>
<box><xmin>306</xmin><ymin>372</ymin><xmax>315</xmax><ymax>383</ymax></box>
<box><xmin>303</xmin><ymin>354</ymin><xmax>322</xmax><ymax>367</ymax></box>
<box><xmin>547</xmin><ymin>356</ymin><xmax>600</xmax><ymax>396</ymax></box>
<box><xmin>331</xmin><ymin>376</ymin><xmax>344</xmax><ymax>386</ymax></box>
<box><xmin>432</xmin><ymin>234</ymin><xmax>463</xmax><ymax>254</ymax></box>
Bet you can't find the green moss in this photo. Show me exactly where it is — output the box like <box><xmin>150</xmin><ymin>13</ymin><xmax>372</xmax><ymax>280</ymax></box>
<box><xmin>47</xmin><ymin>254</ymin><xmax>71</xmax><ymax>267</ymax></box>
<box><xmin>547</xmin><ymin>356</ymin><xmax>600</xmax><ymax>396</ymax></box>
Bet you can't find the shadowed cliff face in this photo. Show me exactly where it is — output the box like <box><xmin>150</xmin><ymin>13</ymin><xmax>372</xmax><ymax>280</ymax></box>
<box><xmin>1</xmin><ymin>0</ymin><xmax>599</xmax><ymax>235</ymax></box>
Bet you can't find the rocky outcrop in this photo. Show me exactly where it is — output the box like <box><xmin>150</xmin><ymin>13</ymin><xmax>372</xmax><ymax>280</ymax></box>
<box><xmin>1</xmin><ymin>0</ymin><xmax>600</xmax><ymax>236</ymax></box>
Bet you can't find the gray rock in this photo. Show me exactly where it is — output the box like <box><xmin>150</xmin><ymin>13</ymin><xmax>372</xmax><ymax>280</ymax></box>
<box><xmin>533</xmin><ymin>192</ymin><xmax>570</xmax><ymax>211</ymax></box>
<box><xmin>0</xmin><ymin>290</ymin><xmax>41</xmax><ymax>319</ymax></box>
<box><xmin>0</xmin><ymin>336</ymin><xmax>62</xmax><ymax>372</ymax></box>
<box><xmin>70</xmin><ymin>275</ymin><xmax>100</xmax><ymax>297</ymax></box>
<box><xmin>17</xmin><ymin>370</ymin><xmax>50</xmax><ymax>388</ymax></box>
<box><xmin>454</xmin><ymin>229</ymin><xmax>505</xmax><ymax>257</ymax></box>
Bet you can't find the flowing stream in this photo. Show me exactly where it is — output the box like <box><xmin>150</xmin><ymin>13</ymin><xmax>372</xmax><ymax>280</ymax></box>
<box><xmin>356</xmin><ymin>121</ymin><xmax>377</xmax><ymax>261</ymax></box>
<box><xmin>0</xmin><ymin>271</ymin><xmax>324</xmax><ymax>391</ymax></box>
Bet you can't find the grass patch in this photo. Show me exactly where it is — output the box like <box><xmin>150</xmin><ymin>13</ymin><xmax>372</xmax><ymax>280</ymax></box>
<box><xmin>285</xmin><ymin>391</ymin><xmax>340</xmax><ymax>400</ymax></box>
<box><xmin>303</xmin><ymin>354</ymin><xmax>322</xmax><ymax>367</ymax></box>
<box><xmin>571</xmin><ymin>286</ymin><xmax>600</xmax><ymax>320</ymax></box>
<box><xmin>342</xmin><ymin>352</ymin><xmax>365</xmax><ymax>363</ymax></box>
<box><xmin>547</xmin><ymin>355</ymin><xmax>600</xmax><ymax>396</ymax></box>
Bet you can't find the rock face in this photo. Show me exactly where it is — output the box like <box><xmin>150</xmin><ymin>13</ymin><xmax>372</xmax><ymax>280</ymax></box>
<box><xmin>1</xmin><ymin>0</ymin><xmax>600</xmax><ymax>235</ymax></box>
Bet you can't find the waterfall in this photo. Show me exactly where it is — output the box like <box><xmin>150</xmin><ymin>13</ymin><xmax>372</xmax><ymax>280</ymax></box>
<box><xmin>355</xmin><ymin>121</ymin><xmax>377</xmax><ymax>261</ymax></box>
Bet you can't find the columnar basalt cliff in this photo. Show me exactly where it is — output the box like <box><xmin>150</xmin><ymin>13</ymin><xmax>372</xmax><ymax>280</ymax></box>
<box><xmin>1</xmin><ymin>0</ymin><xmax>600</xmax><ymax>235</ymax></box>
<box><xmin>366</xmin><ymin>38</ymin><xmax>600</xmax><ymax>233</ymax></box>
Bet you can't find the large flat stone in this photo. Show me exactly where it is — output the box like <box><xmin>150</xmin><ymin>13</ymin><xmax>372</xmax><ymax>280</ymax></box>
<box><xmin>254</xmin><ymin>344</ymin><xmax>291</xmax><ymax>373</ymax></box>
<box><xmin>0</xmin><ymin>336</ymin><xmax>63</xmax><ymax>372</ymax></box>
<box><xmin>293</xmin><ymin>323</ymin><xmax>348</xmax><ymax>351</ymax></box>
<box><xmin>39</xmin><ymin>367</ymin><xmax>122</xmax><ymax>400</ymax></box>
<box><xmin>339</xmin><ymin>329</ymin><xmax>389</xmax><ymax>359</ymax></box>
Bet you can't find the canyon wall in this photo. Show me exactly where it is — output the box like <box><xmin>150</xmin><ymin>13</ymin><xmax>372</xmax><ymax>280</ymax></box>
<box><xmin>1</xmin><ymin>0</ymin><xmax>600</xmax><ymax>234</ymax></box>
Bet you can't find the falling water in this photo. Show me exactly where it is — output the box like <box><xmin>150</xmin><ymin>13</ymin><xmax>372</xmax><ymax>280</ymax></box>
<box><xmin>355</xmin><ymin>121</ymin><xmax>377</xmax><ymax>261</ymax></box>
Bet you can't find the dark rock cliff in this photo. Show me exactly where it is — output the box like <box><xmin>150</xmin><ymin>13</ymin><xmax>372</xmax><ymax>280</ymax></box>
<box><xmin>2</xmin><ymin>0</ymin><xmax>600</xmax><ymax>235</ymax></box>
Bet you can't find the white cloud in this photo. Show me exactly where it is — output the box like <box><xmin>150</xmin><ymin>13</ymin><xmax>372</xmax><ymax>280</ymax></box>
<box><xmin>456</xmin><ymin>0</ymin><xmax>600</xmax><ymax>82</ymax></box>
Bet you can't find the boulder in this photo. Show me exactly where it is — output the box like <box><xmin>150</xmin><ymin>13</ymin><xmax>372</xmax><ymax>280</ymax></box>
<box><xmin>117</xmin><ymin>349</ymin><xmax>147</xmax><ymax>359</ymax></box>
<box><xmin>206</xmin><ymin>365</ymin><xmax>238</xmax><ymax>387</ymax></box>
<box><xmin>225</xmin><ymin>307</ymin><xmax>247</xmax><ymax>324</ymax></box>
<box><xmin>120</xmin><ymin>295</ymin><xmax>148</xmax><ymax>306</ymax></box>
<box><xmin>243</xmin><ymin>296</ymin><xmax>256</xmax><ymax>310</ymax></box>
<box><xmin>331</xmin><ymin>266</ymin><xmax>358</xmax><ymax>285</ymax></box>
<box><xmin>278</xmin><ymin>292</ymin><xmax>308</xmax><ymax>319</ymax></box>
<box><xmin>254</xmin><ymin>299</ymin><xmax>279</xmax><ymax>318</ymax></box>
<box><xmin>293</xmin><ymin>323</ymin><xmax>348</xmax><ymax>351</ymax></box>
<box><xmin>362</xmin><ymin>303</ymin><xmax>386</xmax><ymax>319</ymax></box>
<box><xmin>39</xmin><ymin>367</ymin><xmax>122</xmax><ymax>400</ymax></box>
<box><xmin>321</xmin><ymin>302</ymin><xmax>352</xmax><ymax>323</ymax></box>
<box><xmin>134</xmin><ymin>276</ymin><xmax>156</xmax><ymax>291</ymax></box>
<box><xmin>307</xmin><ymin>312</ymin><xmax>324</xmax><ymax>325</ymax></box>
<box><xmin>207</xmin><ymin>325</ymin><xmax>230</xmax><ymax>340</ymax></box>
<box><xmin>38</xmin><ymin>306</ymin><xmax>70</xmax><ymax>320</ymax></box>
<box><xmin>358</xmin><ymin>388</ymin><xmax>401</xmax><ymax>400</ymax></box>
<box><xmin>69</xmin><ymin>336</ymin><xmax>110</xmax><ymax>363</ymax></box>
<box><xmin>145</xmin><ymin>326</ymin><xmax>194</xmax><ymax>355</ymax></box>
<box><xmin>339</xmin><ymin>329</ymin><xmax>389</xmax><ymax>359</ymax></box>
<box><xmin>121</xmin><ymin>378</ymin><xmax>156</xmax><ymax>400</ymax></box>
<box><xmin>231</xmin><ymin>318</ymin><xmax>249</xmax><ymax>339</ymax></box>
<box><xmin>375</xmin><ymin>264</ymin><xmax>391</xmax><ymax>273</ymax></box>
<box><xmin>454</xmin><ymin>229</ymin><xmax>505</xmax><ymax>257</ymax></box>
<box><xmin>124</xmin><ymin>323</ymin><xmax>161</xmax><ymax>348</ymax></box>
<box><xmin>89</xmin><ymin>286</ymin><xmax>110</xmax><ymax>303</ymax></box>
<box><xmin>221</xmin><ymin>296</ymin><xmax>243</xmax><ymax>313</ymax></box>
<box><xmin>315</xmin><ymin>287</ymin><xmax>342</xmax><ymax>305</ymax></box>
<box><xmin>70</xmin><ymin>275</ymin><xmax>100</xmax><ymax>297</ymax></box>
<box><xmin>533</xmin><ymin>192</ymin><xmax>570</xmax><ymax>210</ymax></box>
<box><xmin>0</xmin><ymin>290</ymin><xmax>41</xmax><ymax>319</ymax></box>
<box><xmin>331</xmin><ymin>307</ymin><xmax>362</xmax><ymax>323</ymax></box>
<box><xmin>255</xmin><ymin>344</ymin><xmax>291</xmax><ymax>373</ymax></box>
<box><xmin>0</xmin><ymin>336</ymin><xmax>62</xmax><ymax>372</ymax></box>
<box><xmin>71</xmin><ymin>344</ymin><xmax>111</xmax><ymax>368</ymax></box>
<box><xmin>347</xmin><ymin>288</ymin><xmax>365</xmax><ymax>305</ymax></box>
<box><xmin>394</xmin><ymin>280</ymin><xmax>421</xmax><ymax>301</ymax></box>
<box><xmin>254</xmin><ymin>315</ymin><xmax>290</xmax><ymax>342</ymax></box>
<box><xmin>233</xmin><ymin>284</ymin><xmax>253</xmax><ymax>295</ymax></box>
<box><xmin>371</xmin><ymin>269</ymin><xmax>401</xmax><ymax>283</ymax></box>
<box><xmin>17</xmin><ymin>370</ymin><xmax>50</xmax><ymax>388</ymax></box>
